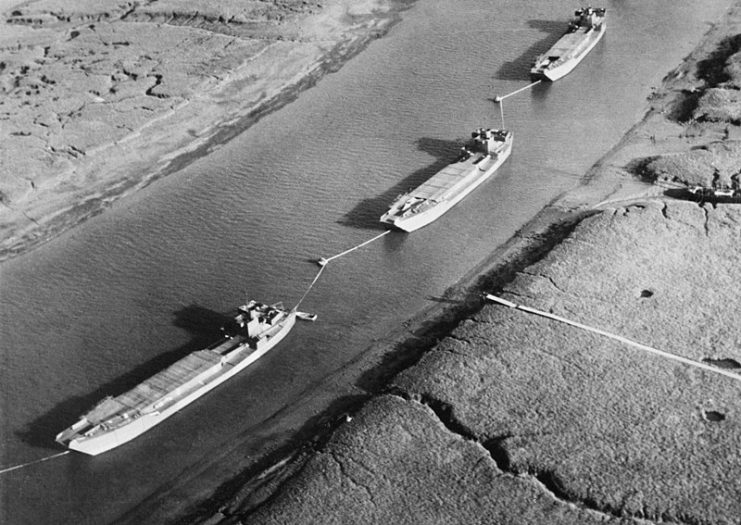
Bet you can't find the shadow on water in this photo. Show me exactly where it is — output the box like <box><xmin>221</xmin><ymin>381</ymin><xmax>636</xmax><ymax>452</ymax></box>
<box><xmin>17</xmin><ymin>305</ymin><xmax>231</xmax><ymax>450</ymax></box>
<box><xmin>147</xmin><ymin>216</ymin><xmax>589</xmax><ymax>525</ymax></box>
<box><xmin>495</xmin><ymin>19</ymin><xmax>565</xmax><ymax>81</ymax></box>
<box><xmin>339</xmin><ymin>137</ymin><xmax>466</xmax><ymax>230</ymax></box>
<box><xmin>528</xmin><ymin>78</ymin><xmax>552</xmax><ymax>104</ymax></box>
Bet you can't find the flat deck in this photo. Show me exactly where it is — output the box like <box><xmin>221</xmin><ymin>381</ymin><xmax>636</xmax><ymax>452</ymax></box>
<box><xmin>410</xmin><ymin>161</ymin><xmax>473</xmax><ymax>202</ymax></box>
<box><xmin>547</xmin><ymin>26</ymin><xmax>601</xmax><ymax>60</ymax></box>
<box><xmin>85</xmin><ymin>349</ymin><xmax>223</xmax><ymax>423</ymax></box>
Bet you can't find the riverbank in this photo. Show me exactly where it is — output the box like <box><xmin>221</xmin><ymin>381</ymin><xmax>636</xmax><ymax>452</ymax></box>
<box><xmin>179</xmin><ymin>4</ymin><xmax>741</xmax><ymax>524</ymax></box>
<box><xmin>0</xmin><ymin>0</ymin><xmax>408</xmax><ymax>261</ymax></box>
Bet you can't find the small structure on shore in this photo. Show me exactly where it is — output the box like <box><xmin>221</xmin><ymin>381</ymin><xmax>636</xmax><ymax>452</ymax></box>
<box><xmin>687</xmin><ymin>185</ymin><xmax>741</xmax><ymax>201</ymax></box>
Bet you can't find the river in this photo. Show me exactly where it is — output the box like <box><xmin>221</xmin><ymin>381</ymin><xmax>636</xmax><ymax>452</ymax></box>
<box><xmin>0</xmin><ymin>0</ymin><xmax>731</xmax><ymax>523</ymax></box>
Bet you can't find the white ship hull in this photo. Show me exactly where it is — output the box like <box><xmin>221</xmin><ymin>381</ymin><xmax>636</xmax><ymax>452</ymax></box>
<box><xmin>381</xmin><ymin>136</ymin><xmax>512</xmax><ymax>232</ymax></box>
<box><xmin>532</xmin><ymin>22</ymin><xmax>605</xmax><ymax>81</ymax></box>
<box><xmin>61</xmin><ymin>312</ymin><xmax>296</xmax><ymax>456</ymax></box>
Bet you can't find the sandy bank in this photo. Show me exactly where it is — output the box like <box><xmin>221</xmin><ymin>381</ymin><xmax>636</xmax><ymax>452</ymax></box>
<box><xmin>180</xmin><ymin>4</ymin><xmax>741</xmax><ymax>524</ymax></box>
<box><xmin>0</xmin><ymin>0</ymin><xmax>407</xmax><ymax>261</ymax></box>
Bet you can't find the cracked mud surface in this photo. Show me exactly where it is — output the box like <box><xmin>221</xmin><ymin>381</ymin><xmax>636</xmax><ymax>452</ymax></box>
<box><xmin>244</xmin><ymin>201</ymin><xmax>741</xmax><ymax>525</ymax></box>
<box><xmin>392</xmin><ymin>201</ymin><xmax>741</xmax><ymax>524</ymax></box>
<box><xmin>0</xmin><ymin>0</ymin><xmax>400</xmax><ymax>259</ymax></box>
<box><xmin>248</xmin><ymin>395</ymin><xmax>628</xmax><ymax>525</ymax></box>
<box><xmin>1</xmin><ymin>0</ymin><xmax>317</xmax><ymax>198</ymax></box>
<box><xmin>4</xmin><ymin>2</ymin><xmax>739</xmax><ymax>523</ymax></box>
<box><xmin>231</xmin><ymin>8</ymin><xmax>741</xmax><ymax>524</ymax></box>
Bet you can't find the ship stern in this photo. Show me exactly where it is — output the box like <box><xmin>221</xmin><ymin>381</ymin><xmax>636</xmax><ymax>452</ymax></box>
<box><xmin>529</xmin><ymin>67</ymin><xmax>548</xmax><ymax>82</ymax></box>
<box><xmin>379</xmin><ymin>211</ymin><xmax>396</xmax><ymax>227</ymax></box>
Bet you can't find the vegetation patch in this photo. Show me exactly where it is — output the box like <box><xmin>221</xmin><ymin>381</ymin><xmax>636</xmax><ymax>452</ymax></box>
<box><xmin>693</xmin><ymin>86</ymin><xmax>741</xmax><ymax>124</ymax></box>
<box><xmin>639</xmin><ymin>140</ymin><xmax>741</xmax><ymax>188</ymax></box>
<box><xmin>690</xmin><ymin>36</ymin><xmax>741</xmax><ymax>123</ymax></box>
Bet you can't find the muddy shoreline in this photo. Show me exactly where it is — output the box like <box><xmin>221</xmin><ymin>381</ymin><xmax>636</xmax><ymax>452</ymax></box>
<box><xmin>0</xmin><ymin>0</ymin><xmax>412</xmax><ymax>261</ymax></box>
<box><xmin>149</xmin><ymin>207</ymin><xmax>586</xmax><ymax>525</ymax></box>
<box><xmin>4</xmin><ymin>1</ymin><xmax>739</xmax><ymax>523</ymax></box>
<box><xmin>168</xmin><ymin>4</ymin><xmax>741</xmax><ymax>524</ymax></box>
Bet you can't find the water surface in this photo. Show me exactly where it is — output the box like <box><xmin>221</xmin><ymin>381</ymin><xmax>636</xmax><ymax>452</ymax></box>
<box><xmin>0</xmin><ymin>0</ymin><xmax>731</xmax><ymax>523</ymax></box>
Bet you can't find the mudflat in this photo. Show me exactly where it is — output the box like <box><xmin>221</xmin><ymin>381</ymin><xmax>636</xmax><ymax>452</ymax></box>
<box><xmin>4</xmin><ymin>1</ymin><xmax>740</xmax><ymax>524</ymax></box>
<box><xmin>219</xmin><ymin>4</ymin><xmax>741</xmax><ymax>524</ymax></box>
<box><xmin>0</xmin><ymin>0</ymin><xmax>401</xmax><ymax>260</ymax></box>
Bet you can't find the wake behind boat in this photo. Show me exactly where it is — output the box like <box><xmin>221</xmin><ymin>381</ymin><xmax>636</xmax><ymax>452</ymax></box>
<box><xmin>380</xmin><ymin>128</ymin><xmax>513</xmax><ymax>232</ymax></box>
<box><xmin>56</xmin><ymin>300</ymin><xmax>313</xmax><ymax>456</ymax></box>
<box><xmin>531</xmin><ymin>7</ymin><xmax>606</xmax><ymax>81</ymax></box>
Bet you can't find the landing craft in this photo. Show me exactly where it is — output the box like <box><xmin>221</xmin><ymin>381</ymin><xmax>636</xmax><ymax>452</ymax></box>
<box><xmin>57</xmin><ymin>300</ymin><xmax>314</xmax><ymax>455</ymax></box>
<box><xmin>531</xmin><ymin>7</ymin><xmax>606</xmax><ymax>81</ymax></box>
<box><xmin>380</xmin><ymin>128</ymin><xmax>513</xmax><ymax>232</ymax></box>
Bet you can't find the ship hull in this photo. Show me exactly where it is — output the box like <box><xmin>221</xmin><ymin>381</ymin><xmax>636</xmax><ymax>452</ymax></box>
<box><xmin>531</xmin><ymin>22</ymin><xmax>606</xmax><ymax>81</ymax></box>
<box><xmin>62</xmin><ymin>313</ymin><xmax>296</xmax><ymax>455</ymax></box>
<box><xmin>381</xmin><ymin>138</ymin><xmax>512</xmax><ymax>232</ymax></box>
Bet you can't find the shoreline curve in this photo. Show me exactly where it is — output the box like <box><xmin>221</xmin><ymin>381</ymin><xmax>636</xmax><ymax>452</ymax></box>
<box><xmin>0</xmin><ymin>0</ymin><xmax>412</xmax><ymax>261</ymax></box>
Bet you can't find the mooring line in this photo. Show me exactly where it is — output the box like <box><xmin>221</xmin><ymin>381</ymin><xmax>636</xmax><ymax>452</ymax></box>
<box><xmin>485</xmin><ymin>294</ymin><xmax>741</xmax><ymax>383</ymax></box>
<box><xmin>293</xmin><ymin>265</ymin><xmax>326</xmax><ymax>311</ymax></box>
<box><xmin>494</xmin><ymin>80</ymin><xmax>542</xmax><ymax>130</ymax></box>
<box><xmin>315</xmin><ymin>230</ymin><xmax>390</xmax><ymax>267</ymax></box>
<box><xmin>494</xmin><ymin>80</ymin><xmax>542</xmax><ymax>103</ymax></box>
<box><xmin>0</xmin><ymin>450</ymin><xmax>71</xmax><ymax>475</ymax></box>
<box><xmin>296</xmin><ymin>230</ymin><xmax>391</xmax><ymax>310</ymax></box>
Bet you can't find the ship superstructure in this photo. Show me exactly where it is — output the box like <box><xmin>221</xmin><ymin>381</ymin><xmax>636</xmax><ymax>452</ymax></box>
<box><xmin>531</xmin><ymin>7</ymin><xmax>606</xmax><ymax>81</ymax></box>
<box><xmin>56</xmin><ymin>300</ymin><xmax>306</xmax><ymax>455</ymax></box>
<box><xmin>380</xmin><ymin>128</ymin><xmax>513</xmax><ymax>232</ymax></box>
